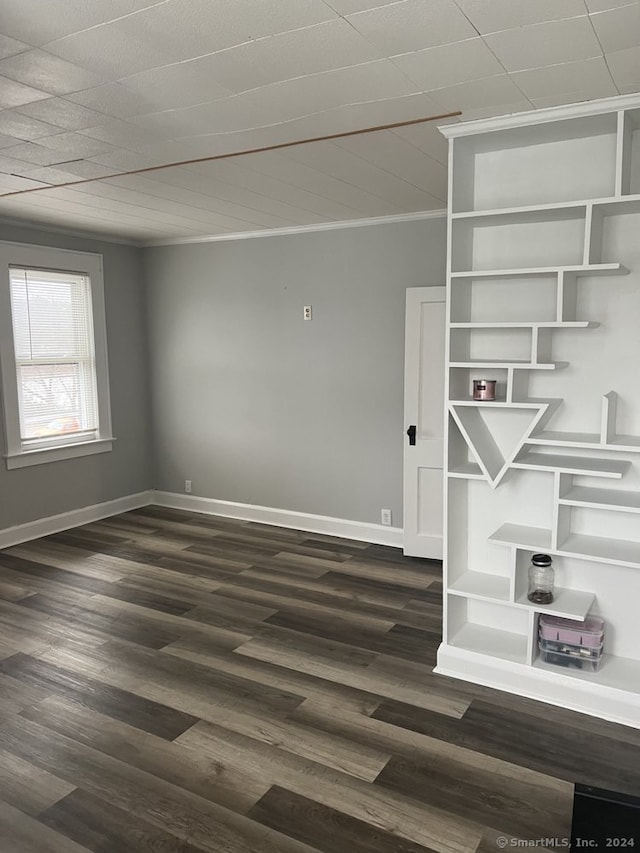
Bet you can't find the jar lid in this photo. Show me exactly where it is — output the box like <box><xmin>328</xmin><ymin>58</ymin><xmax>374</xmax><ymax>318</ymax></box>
<box><xmin>532</xmin><ymin>553</ymin><xmax>552</xmax><ymax>566</ymax></box>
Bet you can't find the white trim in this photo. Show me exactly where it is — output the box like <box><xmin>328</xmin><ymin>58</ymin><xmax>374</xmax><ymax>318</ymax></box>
<box><xmin>143</xmin><ymin>209</ymin><xmax>447</xmax><ymax>247</ymax></box>
<box><xmin>0</xmin><ymin>242</ymin><xmax>113</xmax><ymax>470</ymax></box>
<box><xmin>436</xmin><ymin>643</ymin><xmax>640</xmax><ymax>730</ymax></box>
<box><xmin>5</xmin><ymin>437</ymin><xmax>114</xmax><ymax>469</ymax></box>
<box><xmin>0</xmin><ymin>490</ymin><xmax>154</xmax><ymax>550</ymax></box>
<box><xmin>439</xmin><ymin>93</ymin><xmax>640</xmax><ymax>139</ymax></box>
<box><xmin>153</xmin><ymin>491</ymin><xmax>404</xmax><ymax>547</ymax></box>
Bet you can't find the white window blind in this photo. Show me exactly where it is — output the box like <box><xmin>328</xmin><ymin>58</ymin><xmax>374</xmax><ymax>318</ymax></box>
<box><xmin>8</xmin><ymin>267</ymin><xmax>99</xmax><ymax>443</ymax></box>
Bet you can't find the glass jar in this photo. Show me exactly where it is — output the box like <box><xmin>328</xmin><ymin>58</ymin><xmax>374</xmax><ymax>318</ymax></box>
<box><xmin>527</xmin><ymin>554</ymin><xmax>554</xmax><ymax>605</ymax></box>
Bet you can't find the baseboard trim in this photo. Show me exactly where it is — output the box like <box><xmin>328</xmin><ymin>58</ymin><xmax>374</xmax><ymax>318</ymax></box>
<box><xmin>0</xmin><ymin>490</ymin><xmax>154</xmax><ymax>550</ymax></box>
<box><xmin>153</xmin><ymin>491</ymin><xmax>404</xmax><ymax>547</ymax></box>
<box><xmin>436</xmin><ymin>643</ymin><xmax>640</xmax><ymax>730</ymax></box>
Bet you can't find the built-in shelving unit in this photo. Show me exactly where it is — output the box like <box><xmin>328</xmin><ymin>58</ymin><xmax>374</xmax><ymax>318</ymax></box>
<box><xmin>436</xmin><ymin>94</ymin><xmax>640</xmax><ymax>729</ymax></box>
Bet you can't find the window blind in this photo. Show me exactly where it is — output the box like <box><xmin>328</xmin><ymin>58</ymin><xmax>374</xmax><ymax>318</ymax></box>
<box><xmin>8</xmin><ymin>267</ymin><xmax>98</xmax><ymax>443</ymax></box>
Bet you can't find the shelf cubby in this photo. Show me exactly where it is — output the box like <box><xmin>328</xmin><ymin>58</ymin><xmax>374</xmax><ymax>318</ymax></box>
<box><xmin>559</xmin><ymin>486</ymin><xmax>640</xmax><ymax>514</ymax></box>
<box><xmin>448</xmin><ymin>595</ymin><xmax>530</xmax><ymax>665</ymax></box>
<box><xmin>451</xmin><ymin>112</ymin><xmax>618</xmax><ymax>213</ymax></box>
<box><xmin>511</xmin><ymin>450</ymin><xmax>630</xmax><ymax>479</ymax></box>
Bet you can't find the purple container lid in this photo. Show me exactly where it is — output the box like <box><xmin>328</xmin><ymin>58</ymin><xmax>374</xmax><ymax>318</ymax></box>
<box><xmin>540</xmin><ymin>614</ymin><xmax>604</xmax><ymax>634</ymax></box>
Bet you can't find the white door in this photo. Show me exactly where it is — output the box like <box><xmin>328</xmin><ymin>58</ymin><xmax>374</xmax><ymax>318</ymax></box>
<box><xmin>403</xmin><ymin>286</ymin><xmax>446</xmax><ymax>559</ymax></box>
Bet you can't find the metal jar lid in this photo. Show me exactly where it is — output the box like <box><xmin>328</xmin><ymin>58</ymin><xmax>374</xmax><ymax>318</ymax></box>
<box><xmin>532</xmin><ymin>553</ymin><xmax>552</xmax><ymax>566</ymax></box>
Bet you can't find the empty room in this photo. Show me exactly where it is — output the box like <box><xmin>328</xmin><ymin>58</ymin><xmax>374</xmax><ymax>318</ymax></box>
<box><xmin>0</xmin><ymin>0</ymin><xmax>640</xmax><ymax>850</ymax></box>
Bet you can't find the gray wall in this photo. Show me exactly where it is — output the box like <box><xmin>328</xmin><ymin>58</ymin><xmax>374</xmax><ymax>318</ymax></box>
<box><xmin>144</xmin><ymin>216</ymin><xmax>446</xmax><ymax>526</ymax></box>
<box><xmin>0</xmin><ymin>222</ymin><xmax>153</xmax><ymax>530</ymax></box>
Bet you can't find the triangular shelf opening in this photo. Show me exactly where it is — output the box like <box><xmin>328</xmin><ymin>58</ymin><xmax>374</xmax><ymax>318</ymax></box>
<box><xmin>450</xmin><ymin>404</ymin><xmax>549</xmax><ymax>488</ymax></box>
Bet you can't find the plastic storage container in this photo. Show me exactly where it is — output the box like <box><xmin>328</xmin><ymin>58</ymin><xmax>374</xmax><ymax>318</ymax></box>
<box><xmin>539</xmin><ymin>614</ymin><xmax>604</xmax><ymax>648</ymax></box>
<box><xmin>539</xmin><ymin>638</ymin><xmax>603</xmax><ymax>672</ymax></box>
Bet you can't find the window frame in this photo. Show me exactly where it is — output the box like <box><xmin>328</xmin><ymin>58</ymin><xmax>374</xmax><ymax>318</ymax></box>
<box><xmin>0</xmin><ymin>242</ymin><xmax>114</xmax><ymax>469</ymax></box>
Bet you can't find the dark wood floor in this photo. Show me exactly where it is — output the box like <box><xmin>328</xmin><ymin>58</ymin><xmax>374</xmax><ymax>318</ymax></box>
<box><xmin>0</xmin><ymin>506</ymin><xmax>639</xmax><ymax>852</ymax></box>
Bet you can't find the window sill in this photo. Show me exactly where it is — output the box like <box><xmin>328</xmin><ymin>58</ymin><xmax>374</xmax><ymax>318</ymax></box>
<box><xmin>4</xmin><ymin>437</ymin><xmax>115</xmax><ymax>469</ymax></box>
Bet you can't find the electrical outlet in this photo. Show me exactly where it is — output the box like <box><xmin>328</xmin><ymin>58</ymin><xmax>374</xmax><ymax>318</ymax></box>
<box><xmin>303</xmin><ymin>305</ymin><xmax>312</xmax><ymax>320</ymax></box>
<box><xmin>381</xmin><ymin>508</ymin><xmax>392</xmax><ymax>526</ymax></box>
<box><xmin>184</xmin><ymin>479</ymin><xmax>192</xmax><ymax>494</ymax></box>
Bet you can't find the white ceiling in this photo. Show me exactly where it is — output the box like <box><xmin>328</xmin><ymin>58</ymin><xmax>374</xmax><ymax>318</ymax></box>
<box><xmin>0</xmin><ymin>0</ymin><xmax>638</xmax><ymax>244</ymax></box>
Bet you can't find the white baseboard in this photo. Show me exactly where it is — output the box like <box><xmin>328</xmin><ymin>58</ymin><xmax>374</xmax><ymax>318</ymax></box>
<box><xmin>436</xmin><ymin>643</ymin><xmax>640</xmax><ymax>730</ymax></box>
<box><xmin>0</xmin><ymin>489</ymin><xmax>405</xmax><ymax>550</ymax></box>
<box><xmin>153</xmin><ymin>491</ymin><xmax>404</xmax><ymax>547</ymax></box>
<box><xmin>0</xmin><ymin>490</ymin><xmax>154</xmax><ymax>550</ymax></box>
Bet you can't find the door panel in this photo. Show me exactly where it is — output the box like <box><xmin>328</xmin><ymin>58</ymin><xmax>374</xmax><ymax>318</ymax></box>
<box><xmin>404</xmin><ymin>287</ymin><xmax>446</xmax><ymax>559</ymax></box>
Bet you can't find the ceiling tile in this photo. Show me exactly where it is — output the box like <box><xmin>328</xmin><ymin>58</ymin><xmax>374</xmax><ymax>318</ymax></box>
<box><xmin>46</xmin><ymin>0</ymin><xmax>338</xmax><ymax>78</ymax></box>
<box><xmin>334</xmin><ymin>130</ymin><xmax>447</xmax><ymax>198</ymax></box>
<box><xmin>33</xmin><ymin>131</ymin><xmax>114</xmax><ymax>158</ymax></box>
<box><xmin>510</xmin><ymin>56</ymin><xmax>617</xmax><ymax>99</ymax></box>
<box><xmin>347</xmin><ymin>0</ymin><xmax>477</xmax><ymax>54</ymax></box>
<box><xmin>324</xmin><ymin>0</ymin><xmax>401</xmax><ymax>12</ymax></box>
<box><xmin>6</xmin><ymin>164</ymin><xmax>84</xmax><ymax>184</ymax></box>
<box><xmin>392</xmin><ymin>118</ymin><xmax>458</xmax><ymax>164</ymax></box>
<box><xmin>392</xmin><ymin>38</ymin><xmax>503</xmax><ymax>90</ymax></box>
<box><xmin>55</xmin><ymin>159</ymin><xmax>119</xmax><ymax>178</ymax></box>
<box><xmin>122</xmin><ymin>18</ymin><xmax>384</xmax><ymax>105</ymax></box>
<box><xmin>281</xmin><ymin>138</ymin><xmax>439</xmax><ymax>209</ymax></box>
<box><xmin>0</xmin><ymin>49</ymin><xmax>104</xmax><ymax>96</ymax></box>
<box><xmin>0</xmin><ymin>172</ymin><xmax>48</xmax><ymax>191</ymax></box>
<box><xmin>458</xmin><ymin>100</ymin><xmax>533</xmax><ymax>121</ymax></box>
<box><xmin>453</xmin><ymin>0</ymin><xmax>587</xmax><ymax>34</ymax></box>
<box><xmin>429</xmin><ymin>74</ymin><xmax>529</xmax><ymax>111</ymax></box>
<box><xmin>150</xmin><ymin>163</ymin><xmax>331</xmax><ymax>225</ymax></box>
<box><xmin>0</xmin><ymin>109</ymin><xmax>60</xmax><ymax>139</ymax></box>
<box><xmin>132</xmin><ymin>60</ymin><xmax>419</xmax><ymax>137</ymax></box>
<box><xmin>606</xmin><ymin>45</ymin><xmax>640</xmax><ymax>88</ymax></box>
<box><xmin>590</xmin><ymin>4</ymin><xmax>640</xmax><ymax>52</ymax></box>
<box><xmin>0</xmin><ymin>132</ymin><xmax>22</xmax><ymax>148</ymax></box>
<box><xmin>0</xmin><ymin>75</ymin><xmax>50</xmax><ymax>108</ymax></box>
<box><xmin>483</xmin><ymin>17</ymin><xmax>601</xmax><ymax>73</ymax></box>
<box><xmin>0</xmin><ymin>0</ymin><xmax>172</xmax><ymax>44</ymax></box>
<box><xmin>76</xmin><ymin>118</ymin><xmax>161</xmax><ymax>149</ymax></box>
<box><xmin>586</xmin><ymin>0</ymin><xmax>640</xmax><ymax>12</ymax></box>
<box><xmin>66</xmin><ymin>83</ymin><xmax>156</xmax><ymax>118</ymax></box>
<box><xmin>1</xmin><ymin>141</ymin><xmax>73</xmax><ymax>166</ymax></box>
<box><xmin>119</xmin><ymin>64</ymin><xmax>233</xmax><ymax>112</ymax></box>
<box><xmin>531</xmin><ymin>83</ymin><xmax>621</xmax><ymax>107</ymax></box>
<box><xmin>15</xmin><ymin>97</ymin><xmax>108</xmax><ymax>130</ymax></box>
<box><xmin>0</xmin><ymin>33</ymin><xmax>29</xmax><ymax>60</ymax></box>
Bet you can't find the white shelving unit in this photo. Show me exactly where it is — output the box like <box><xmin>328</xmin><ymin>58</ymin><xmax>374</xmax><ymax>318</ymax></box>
<box><xmin>437</xmin><ymin>95</ymin><xmax>640</xmax><ymax>729</ymax></box>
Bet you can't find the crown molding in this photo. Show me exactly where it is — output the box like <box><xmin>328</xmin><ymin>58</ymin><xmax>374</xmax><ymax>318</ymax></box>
<box><xmin>142</xmin><ymin>208</ymin><xmax>447</xmax><ymax>247</ymax></box>
<box><xmin>439</xmin><ymin>92</ymin><xmax>640</xmax><ymax>139</ymax></box>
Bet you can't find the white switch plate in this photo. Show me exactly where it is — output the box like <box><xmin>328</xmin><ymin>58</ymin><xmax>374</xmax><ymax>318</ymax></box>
<box><xmin>185</xmin><ymin>479</ymin><xmax>192</xmax><ymax>494</ymax></box>
<box><xmin>303</xmin><ymin>305</ymin><xmax>312</xmax><ymax>320</ymax></box>
<box><xmin>381</xmin><ymin>508</ymin><xmax>392</xmax><ymax>526</ymax></box>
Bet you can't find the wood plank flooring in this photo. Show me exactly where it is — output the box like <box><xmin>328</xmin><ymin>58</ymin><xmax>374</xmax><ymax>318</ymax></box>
<box><xmin>0</xmin><ymin>506</ymin><xmax>638</xmax><ymax>852</ymax></box>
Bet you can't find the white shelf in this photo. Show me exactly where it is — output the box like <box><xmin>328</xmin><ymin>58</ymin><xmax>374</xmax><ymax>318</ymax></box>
<box><xmin>489</xmin><ymin>523</ymin><xmax>640</xmax><ymax>569</ymax></box>
<box><xmin>450</xmin><ymin>263</ymin><xmax>627</xmax><ymax>280</ymax></box>
<box><xmin>528</xmin><ymin>431</ymin><xmax>640</xmax><ymax>452</ymax></box>
<box><xmin>451</xmin><ymin>193</ymin><xmax>640</xmax><ymax>221</ymax></box>
<box><xmin>489</xmin><ymin>523</ymin><xmax>554</xmax><ymax>551</ymax></box>
<box><xmin>449</xmin><ymin>399</ymin><xmax>552</xmax><ymax>408</ymax></box>
<box><xmin>450</xmin><ymin>321</ymin><xmax>597</xmax><ymax>329</ymax></box>
<box><xmin>515</xmin><ymin>587</ymin><xmax>595</xmax><ymax>620</ymax></box>
<box><xmin>448</xmin><ymin>462</ymin><xmax>485</xmax><ymax>479</ymax></box>
<box><xmin>560</xmin><ymin>486</ymin><xmax>640</xmax><ymax>514</ymax></box>
<box><xmin>512</xmin><ymin>450</ymin><xmax>630</xmax><ymax>478</ymax></box>
<box><xmin>561</xmin><ymin>533</ymin><xmax>640</xmax><ymax>569</ymax></box>
<box><xmin>533</xmin><ymin>652</ymin><xmax>640</xmax><ymax>696</ymax></box>
<box><xmin>449</xmin><ymin>623</ymin><xmax>528</xmax><ymax>665</ymax></box>
<box><xmin>450</xmin><ymin>360</ymin><xmax>567</xmax><ymax>370</ymax></box>
<box><xmin>449</xmin><ymin>570</ymin><xmax>510</xmax><ymax>602</ymax></box>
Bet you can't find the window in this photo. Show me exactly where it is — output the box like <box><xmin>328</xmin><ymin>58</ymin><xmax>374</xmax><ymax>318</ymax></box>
<box><xmin>0</xmin><ymin>243</ymin><xmax>113</xmax><ymax>469</ymax></box>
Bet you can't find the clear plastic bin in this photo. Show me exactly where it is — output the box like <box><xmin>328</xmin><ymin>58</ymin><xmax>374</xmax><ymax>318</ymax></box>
<box><xmin>539</xmin><ymin>638</ymin><xmax>603</xmax><ymax>673</ymax></box>
<box><xmin>539</xmin><ymin>614</ymin><xmax>604</xmax><ymax>648</ymax></box>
